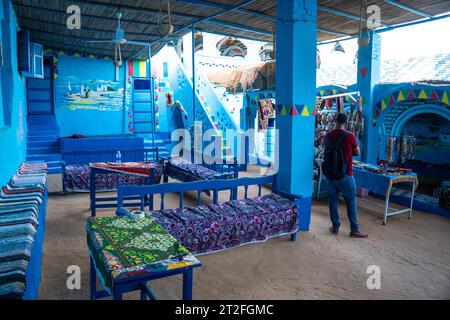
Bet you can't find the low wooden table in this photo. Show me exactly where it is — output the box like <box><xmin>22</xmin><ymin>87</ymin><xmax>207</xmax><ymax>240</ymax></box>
<box><xmin>86</xmin><ymin>215</ymin><xmax>201</xmax><ymax>300</ymax></box>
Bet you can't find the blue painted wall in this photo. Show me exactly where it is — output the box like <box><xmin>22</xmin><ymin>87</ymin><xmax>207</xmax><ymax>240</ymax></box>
<box><xmin>0</xmin><ymin>0</ymin><xmax>27</xmax><ymax>185</ymax></box>
<box><xmin>54</xmin><ymin>55</ymin><xmax>126</xmax><ymax>136</ymax></box>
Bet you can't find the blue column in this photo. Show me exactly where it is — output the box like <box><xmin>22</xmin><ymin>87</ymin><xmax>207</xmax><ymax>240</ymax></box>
<box><xmin>275</xmin><ymin>0</ymin><xmax>317</xmax><ymax>231</ymax></box>
<box><xmin>357</xmin><ymin>31</ymin><xmax>381</xmax><ymax>164</ymax></box>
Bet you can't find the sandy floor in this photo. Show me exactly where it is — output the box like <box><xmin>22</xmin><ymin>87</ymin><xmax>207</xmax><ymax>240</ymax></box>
<box><xmin>39</xmin><ymin>169</ymin><xmax>450</xmax><ymax>300</ymax></box>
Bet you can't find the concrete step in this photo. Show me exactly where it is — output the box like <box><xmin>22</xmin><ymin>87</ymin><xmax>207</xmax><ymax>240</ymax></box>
<box><xmin>27</xmin><ymin>140</ymin><xmax>60</xmax><ymax>148</ymax></box>
<box><xmin>48</xmin><ymin>167</ymin><xmax>63</xmax><ymax>174</ymax></box>
<box><xmin>27</xmin><ymin>147</ymin><xmax>60</xmax><ymax>155</ymax></box>
<box><xmin>27</xmin><ymin>129</ymin><xmax>60</xmax><ymax>136</ymax></box>
<box><xmin>27</xmin><ymin>135</ymin><xmax>60</xmax><ymax>142</ymax></box>
<box><xmin>27</xmin><ymin>115</ymin><xmax>57</xmax><ymax>124</ymax></box>
<box><xmin>26</xmin><ymin>154</ymin><xmax>61</xmax><ymax>162</ymax></box>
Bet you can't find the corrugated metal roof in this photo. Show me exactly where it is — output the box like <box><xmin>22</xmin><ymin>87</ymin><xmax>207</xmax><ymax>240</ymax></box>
<box><xmin>11</xmin><ymin>0</ymin><xmax>450</xmax><ymax>59</ymax></box>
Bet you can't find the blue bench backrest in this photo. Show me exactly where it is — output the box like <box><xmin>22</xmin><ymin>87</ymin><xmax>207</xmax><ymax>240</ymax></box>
<box><xmin>117</xmin><ymin>175</ymin><xmax>274</xmax><ymax>211</ymax></box>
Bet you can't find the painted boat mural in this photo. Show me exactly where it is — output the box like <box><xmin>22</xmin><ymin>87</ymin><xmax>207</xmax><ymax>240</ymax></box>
<box><xmin>57</xmin><ymin>76</ymin><xmax>125</xmax><ymax>111</ymax></box>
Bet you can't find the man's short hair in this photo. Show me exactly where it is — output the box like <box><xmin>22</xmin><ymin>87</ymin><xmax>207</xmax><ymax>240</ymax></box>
<box><xmin>336</xmin><ymin>113</ymin><xmax>347</xmax><ymax>125</ymax></box>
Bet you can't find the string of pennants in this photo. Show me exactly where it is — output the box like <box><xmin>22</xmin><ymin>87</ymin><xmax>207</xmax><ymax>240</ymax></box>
<box><xmin>373</xmin><ymin>88</ymin><xmax>450</xmax><ymax>124</ymax></box>
<box><xmin>275</xmin><ymin>104</ymin><xmax>315</xmax><ymax>117</ymax></box>
<box><xmin>317</xmin><ymin>88</ymin><xmax>352</xmax><ymax>103</ymax></box>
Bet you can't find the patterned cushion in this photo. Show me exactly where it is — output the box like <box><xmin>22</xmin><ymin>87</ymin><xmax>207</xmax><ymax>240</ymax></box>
<box><xmin>167</xmin><ymin>157</ymin><xmax>220</xmax><ymax>182</ymax></box>
<box><xmin>149</xmin><ymin>194</ymin><xmax>299</xmax><ymax>254</ymax></box>
<box><xmin>64</xmin><ymin>163</ymin><xmax>162</xmax><ymax>192</ymax></box>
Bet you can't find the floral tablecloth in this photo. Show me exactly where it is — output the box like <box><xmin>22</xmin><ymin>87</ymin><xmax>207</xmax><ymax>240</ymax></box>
<box><xmin>86</xmin><ymin>215</ymin><xmax>200</xmax><ymax>294</ymax></box>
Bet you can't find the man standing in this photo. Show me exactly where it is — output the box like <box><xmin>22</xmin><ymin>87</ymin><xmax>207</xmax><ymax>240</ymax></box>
<box><xmin>322</xmin><ymin>113</ymin><xmax>368</xmax><ymax>238</ymax></box>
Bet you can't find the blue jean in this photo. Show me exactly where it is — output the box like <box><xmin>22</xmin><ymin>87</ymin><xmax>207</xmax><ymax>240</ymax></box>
<box><xmin>327</xmin><ymin>175</ymin><xmax>359</xmax><ymax>232</ymax></box>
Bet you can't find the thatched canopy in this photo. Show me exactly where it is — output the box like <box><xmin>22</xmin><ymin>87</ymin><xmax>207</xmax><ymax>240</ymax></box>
<box><xmin>208</xmin><ymin>61</ymin><xmax>275</xmax><ymax>92</ymax></box>
<box><xmin>12</xmin><ymin>0</ymin><xmax>450</xmax><ymax>59</ymax></box>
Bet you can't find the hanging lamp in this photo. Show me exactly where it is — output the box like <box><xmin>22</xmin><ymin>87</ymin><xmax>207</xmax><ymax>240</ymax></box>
<box><xmin>113</xmin><ymin>43</ymin><xmax>122</xmax><ymax>67</ymax></box>
<box><xmin>358</xmin><ymin>0</ymin><xmax>371</xmax><ymax>48</ymax></box>
<box><xmin>157</xmin><ymin>0</ymin><xmax>174</xmax><ymax>36</ymax></box>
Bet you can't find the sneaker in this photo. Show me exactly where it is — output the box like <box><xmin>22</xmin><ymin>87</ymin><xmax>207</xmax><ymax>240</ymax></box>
<box><xmin>349</xmin><ymin>230</ymin><xmax>368</xmax><ymax>238</ymax></box>
<box><xmin>330</xmin><ymin>226</ymin><xmax>339</xmax><ymax>235</ymax></box>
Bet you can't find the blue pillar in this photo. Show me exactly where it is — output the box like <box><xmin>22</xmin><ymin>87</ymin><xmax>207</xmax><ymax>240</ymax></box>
<box><xmin>275</xmin><ymin>0</ymin><xmax>317</xmax><ymax>231</ymax></box>
<box><xmin>357</xmin><ymin>31</ymin><xmax>381</xmax><ymax>164</ymax></box>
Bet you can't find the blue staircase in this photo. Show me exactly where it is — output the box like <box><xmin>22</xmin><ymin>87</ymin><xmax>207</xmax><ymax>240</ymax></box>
<box><xmin>26</xmin><ymin>115</ymin><xmax>62</xmax><ymax>174</ymax></box>
<box><xmin>142</xmin><ymin>132</ymin><xmax>172</xmax><ymax>159</ymax></box>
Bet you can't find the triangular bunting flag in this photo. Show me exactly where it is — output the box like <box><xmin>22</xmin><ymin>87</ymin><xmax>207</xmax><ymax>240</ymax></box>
<box><xmin>332</xmin><ymin>89</ymin><xmax>337</xmax><ymax>95</ymax></box>
<box><xmin>392</xmin><ymin>91</ymin><xmax>400</xmax><ymax>101</ymax></box>
<box><xmin>360</xmin><ymin>67</ymin><xmax>368</xmax><ymax>79</ymax></box>
<box><xmin>407</xmin><ymin>90</ymin><xmax>415</xmax><ymax>100</ymax></box>
<box><xmin>301</xmin><ymin>105</ymin><xmax>309</xmax><ymax>117</ymax></box>
<box><xmin>290</xmin><ymin>105</ymin><xmax>298</xmax><ymax>116</ymax></box>
<box><xmin>276</xmin><ymin>104</ymin><xmax>283</xmax><ymax>114</ymax></box>
<box><xmin>413</xmin><ymin>89</ymin><xmax>421</xmax><ymax>98</ymax></box>
<box><xmin>326</xmin><ymin>89</ymin><xmax>331</xmax><ymax>94</ymax></box>
<box><xmin>418</xmin><ymin>89</ymin><xmax>428</xmax><ymax>99</ymax></box>
<box><xmin>281</xmin><ymin>105</ymin><xmax>288</xmax><ymax>115</ymax></box>
<box><xmin>389</xmin><ymin>95</ymin><xmax>395</xmax><ymax>105</ymax></box>
<box><xmin>431</xmin><ymin>90</ymin><xmax>439</xmax><ymax>101</ymax></box>
<box><xmin>442</xmin><ymin>91</ymin><xmax>449</xmax><ymax>105</ymax></box>
<box><xmin>381</xmin><ymin>99</ymin><xmax>387</xmax><ymax>111</ymax></box>
<box><xmin>397</xmin><ymin>90</ymin><xmax>405</xmax><ymax>102</ymax></box>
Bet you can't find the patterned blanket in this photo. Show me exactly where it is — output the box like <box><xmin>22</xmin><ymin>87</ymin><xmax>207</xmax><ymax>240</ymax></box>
<box><xmin>149</xmin><ymin>194</ymin><xmax>299</xmax><ymax>255</ymax></box>
<box><xmin>0</xmin><ymin>162</ymin><xmax>46</xmax><ymax>300</ymax></box>
<box><xmin>86</xmin><ymin>215</ymin><xmax>200</xmax><ymax>294</ymax></box>
<box><xmin>166</xmin><ymin>157</ymin><xmax>221</xmax><ymax>182</ymax></box>
<box><xmin>64</xmin><ymin>162</ymin><xmax>163</xmax><ymax>192</ymax></box>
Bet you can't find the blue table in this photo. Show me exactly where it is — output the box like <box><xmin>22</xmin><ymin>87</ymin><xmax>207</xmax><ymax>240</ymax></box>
<box><xmin>353</xmin><ymin>165</ymin><xmax>418</xmax><ymax>225</ymax></box>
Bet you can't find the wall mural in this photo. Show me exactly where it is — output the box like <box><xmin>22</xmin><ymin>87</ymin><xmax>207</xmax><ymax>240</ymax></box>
<box><xmin>56</xmin><ymin>76</ymin><xmax>125</xmax><ymax>111</ymax></box>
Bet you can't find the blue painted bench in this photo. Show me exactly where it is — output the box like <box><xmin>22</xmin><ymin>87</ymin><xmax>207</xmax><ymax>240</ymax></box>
<box><xmin>116</xmin><ymin>175</ymin><xmax>301</xmax><ymax>255</ymax></box>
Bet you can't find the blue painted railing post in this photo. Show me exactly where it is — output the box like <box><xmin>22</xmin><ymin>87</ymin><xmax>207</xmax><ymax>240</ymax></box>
<box><xmin>357</xmin><ymin>30</ymin><xmax>381</xmax><ymax>164</ymax></box>
<box><xmin>191</xmin><ymin>26</ymin><xmax>196</xmax><ymax>122</ymax></box>
<box><xmin>274</xmin><ymin>0</ymin><xmax>317</xmax><ymax>232</ymax></box>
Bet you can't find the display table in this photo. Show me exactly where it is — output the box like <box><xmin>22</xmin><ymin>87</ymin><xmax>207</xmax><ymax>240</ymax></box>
<box><xmin>86</xmin><ymin>215</ymin><xmax>201</xmax><ymax>300</ymax></box>
<box><xmin>316</xmin><ymin>160</ymin><xmax>418</xmax><ymax>225</ymax></box>
<box><xmin>89</xmin><ymin>161</ymin><xmax>163</xmax><ymax>216</ymax></box>
<box><xmin>353</xmin><ymin>163</ymin><xmax>418</xmax><ymax>225</ymax></box>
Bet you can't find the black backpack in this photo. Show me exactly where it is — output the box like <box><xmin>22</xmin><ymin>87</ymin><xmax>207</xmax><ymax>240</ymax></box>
<box><xmin>322</xmin><ymin>131</ymin><xmax>349</xmax><ymax>180</ymax></box>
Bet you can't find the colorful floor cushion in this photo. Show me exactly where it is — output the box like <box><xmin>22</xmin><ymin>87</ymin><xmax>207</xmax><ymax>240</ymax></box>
<box><xmin>64</xmin><ymin>163</ymin><xmax>163</xmax><ymax>192</ymax></box>
<box><xmin>86</xmin><ymin>215</ymin><xmax>200</xmax><ymax>294</ymax></box>
<box><xmin>0</xmin><ymin>162</ymin><xmax>47</xmax><ymax>300</ymax></box>
<box><xmin>166</xmin><ymin>157</ymin><xmax>222</xmax><ymax>182</ymax></box>
<box><xmin>147</xmin><ymin>194</ymin><xmax>299</xmax><ymax>255</ymax></box>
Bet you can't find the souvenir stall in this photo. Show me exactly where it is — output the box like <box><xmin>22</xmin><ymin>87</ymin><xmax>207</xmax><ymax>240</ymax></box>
<box><xmin>372</xmin><ymin>83</ymin><xmax>450</xmax><ymax>215</ymax></box>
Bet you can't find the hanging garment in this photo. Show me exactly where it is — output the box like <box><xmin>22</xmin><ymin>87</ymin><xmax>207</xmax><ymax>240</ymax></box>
<box><xmin>257</xmin><ymin>100</ymin><xmax>275</xmax><ymax>131</ymax></box>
